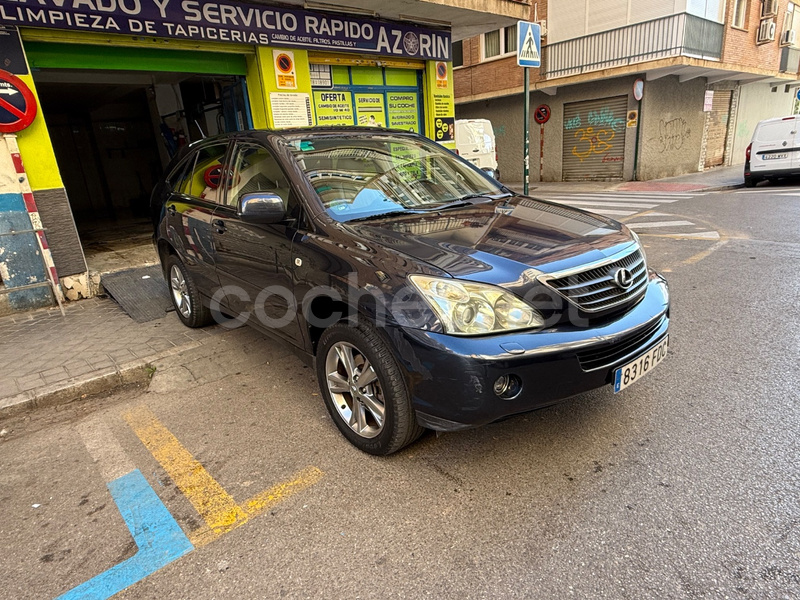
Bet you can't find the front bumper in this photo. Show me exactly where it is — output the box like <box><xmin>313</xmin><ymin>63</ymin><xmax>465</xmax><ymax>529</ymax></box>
<box><xmin>385</xmin><ymin>271</ymin><xmax>670</xmax><ymax>431</ymax></box>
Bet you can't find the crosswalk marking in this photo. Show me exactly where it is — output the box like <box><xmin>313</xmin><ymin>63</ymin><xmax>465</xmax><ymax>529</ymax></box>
<box><xmin>554</xmin><ymin>200</ymin><xmax>658</xmax><ymax>209</ymax></box>
<box><xmin>540</xmin><ymin>194</ymin><xmax>685</xmax><ymax>203</ymax></box>
<box><xmin>529</xmin><ymin>190</ymin><xmax>718</xmax><ymax>239</ymax></box>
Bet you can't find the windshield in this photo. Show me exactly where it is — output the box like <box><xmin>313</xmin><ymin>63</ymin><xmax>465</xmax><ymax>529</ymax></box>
<box><xmin>285</xmin><ymin>134</ymin><xmax>506</xmax><ymax>222</ymax></box>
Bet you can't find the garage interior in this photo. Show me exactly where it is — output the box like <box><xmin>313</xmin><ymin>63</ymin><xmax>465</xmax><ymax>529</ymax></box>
<box><xmin>32</xmin><ymin>68</ymin><xmax>250</xmax><ymax>274</ymax></box>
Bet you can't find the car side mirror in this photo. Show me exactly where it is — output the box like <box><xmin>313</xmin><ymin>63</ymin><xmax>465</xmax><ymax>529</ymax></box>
<box><xmin>238</xmin><ymin>193</ymin><xmax>286</xmax><ymax>224</ymax></box>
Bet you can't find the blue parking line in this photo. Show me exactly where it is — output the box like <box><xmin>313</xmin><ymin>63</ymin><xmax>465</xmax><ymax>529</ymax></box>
<box><xmin>56</xmin><ymin>469</ymin><xmax>194</xmax><ymax>600</ymax></box>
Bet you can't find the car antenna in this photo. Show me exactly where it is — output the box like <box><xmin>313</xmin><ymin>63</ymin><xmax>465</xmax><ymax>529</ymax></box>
<box><xmin>195</xmin><ymin>120</ymin><xmax>206</xmax><ymax>139</ymax></box>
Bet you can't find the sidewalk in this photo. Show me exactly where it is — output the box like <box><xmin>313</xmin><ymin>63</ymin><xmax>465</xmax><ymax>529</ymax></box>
<box><xmin>508</xmin><ymin>164</ymin><xmax>744</xmax><ymax>194</ymax></box>
<box><xmin>0</xmin><ymin>297</ymin><xmax>225</xmax><ymax>418</ymax></box>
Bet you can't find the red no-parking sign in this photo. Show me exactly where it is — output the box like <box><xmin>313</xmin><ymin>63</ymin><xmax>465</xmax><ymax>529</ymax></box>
<box><xmin>534</xmin><ymin>104</ymin><xmax>551</xmax><ymax>125</ymax></box>
<box><xmin>0</xmin><ymin>70</ymin><xmax>37</xmax><ymax>133</ymax></box>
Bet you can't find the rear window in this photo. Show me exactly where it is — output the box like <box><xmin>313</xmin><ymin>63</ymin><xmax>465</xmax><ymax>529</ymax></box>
<box><xmin>755</xmin><ymin>120</ymin><xmax>796</xmax><ymax>143</ymax></box>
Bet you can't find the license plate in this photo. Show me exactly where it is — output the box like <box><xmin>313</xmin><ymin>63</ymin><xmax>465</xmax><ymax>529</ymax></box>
<box><xmin>614</xmin><ymin>336</ymin><xmax>669</xmax><ymax>393</ymax></box>
<box><xmin>763</xmin><ymin>153</ymin><xmax>788</xmax><ymax>160</ymax></box>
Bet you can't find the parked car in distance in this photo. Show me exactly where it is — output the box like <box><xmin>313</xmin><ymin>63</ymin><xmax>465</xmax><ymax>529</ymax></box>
<box><xmin>745</xmin><ymin>115</ymin><xmax>800</xmax><ymax>187</ymax></box>
<box><xmin>152</xmin><ymin>127</ymin><xmax>670</xmax><ymax>455</ymax></box>
<box><xmin>455</xmin><ymin>118</ymin><xmax>499</xmax><ymax>180</ymax></box>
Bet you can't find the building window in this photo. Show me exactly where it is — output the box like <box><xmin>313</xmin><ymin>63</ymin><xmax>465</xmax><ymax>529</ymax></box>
<box><xmin>732</xmin><ymin>0</ymin><xmax>748</xmax><ymax>29</ymax></box>
<box><xmin>481</xmin><ymin>25</ymin><xmax>518</xmax><ymax>61</ymax></box>
<box><xmin>782</xmin><ymin>3</ymin><xmax>800</xmax><ymax>47</ymax></box>
<box><xmin>504</xmin><ymin>24</ymin><xmax>518</xmax><ymax>55</ymax></box>
<box><xmin>687</xmin><ymin>0</ymin><xmax>725</xmax><ymax>24</ymax></box>
<box><xmin>453</xmin><ymin>40</ymin><xmax>464</xmax><ymax>67</ymax></box>
<box><xmin>484</xmin><ymin>30</ymin><xmax>501</xmax><ymax>58</ymax></box>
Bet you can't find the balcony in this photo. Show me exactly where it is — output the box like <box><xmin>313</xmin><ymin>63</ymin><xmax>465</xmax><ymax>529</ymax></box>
<box><xmin>545</xmin><ymin>13</ymin><xmax>724</xmax><ymax>79</ymax></box>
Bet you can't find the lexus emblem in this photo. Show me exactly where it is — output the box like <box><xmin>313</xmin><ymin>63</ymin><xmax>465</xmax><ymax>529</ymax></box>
<box><xmin>612</xmin><ymin>267</ymin><xmax>634</xmax><ymax>290</ymax></box>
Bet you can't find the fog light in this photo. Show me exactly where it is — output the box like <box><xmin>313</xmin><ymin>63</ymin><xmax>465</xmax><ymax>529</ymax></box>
<box><xmin>493</xmin><ymin>374</ymin><xmax>523</xmax><ymax>400</ymax></box>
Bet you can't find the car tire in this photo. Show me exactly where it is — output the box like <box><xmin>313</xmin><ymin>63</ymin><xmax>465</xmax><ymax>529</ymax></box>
<box><xmin>166</xmin><ymin>254</ymin><xmax>213</xmax><ymax>328</ymax></box>
<box><xmin>316</xmin><ymin>321</ymin><xmax>424</xmax><ymax>455</ymax></box>
<box><xmin>744</xmin><ymin>175</ymin><xmax>755</xmax><ymax>187</ymax></box>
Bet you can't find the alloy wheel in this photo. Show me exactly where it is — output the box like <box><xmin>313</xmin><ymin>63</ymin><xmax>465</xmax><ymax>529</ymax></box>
<box><xmin>325</xmin><ymin>342</ymin><xmax>386</xmax><ymax>438</ymax></box>
<box><xmin>169</xmin><ymin>264</ymin><xmax>192</xmax><ymax>319</ymax></box>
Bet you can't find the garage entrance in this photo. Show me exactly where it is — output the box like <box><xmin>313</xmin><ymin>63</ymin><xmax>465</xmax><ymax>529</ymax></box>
<box><xmin>26</xmin><ymin>43</ymin><xmax>251</xmax><ymax>274</ymax></box>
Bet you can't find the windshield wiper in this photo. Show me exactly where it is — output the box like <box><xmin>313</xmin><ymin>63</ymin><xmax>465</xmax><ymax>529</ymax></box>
<box><xmin>347</xmin><ymin>210</ymin><xmax>424</xmax><ymax>222</ymax></box>
<box><xmin>423</xmin><ymin>192</ymin><xmax>512</xmax><ymax>212</ymax></box>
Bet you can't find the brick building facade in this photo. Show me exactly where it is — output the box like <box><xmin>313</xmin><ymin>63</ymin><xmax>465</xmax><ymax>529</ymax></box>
<box><xmin>454</xmin><ymin>0</ymin><xmax>800</xmax><ymax>183</ymax></box>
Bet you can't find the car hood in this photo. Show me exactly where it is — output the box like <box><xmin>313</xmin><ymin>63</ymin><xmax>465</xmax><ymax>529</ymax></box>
<box><xmin>346</xmin><ymin>196</ymin><xmax>637</xmax><ymax>288</ymax></box>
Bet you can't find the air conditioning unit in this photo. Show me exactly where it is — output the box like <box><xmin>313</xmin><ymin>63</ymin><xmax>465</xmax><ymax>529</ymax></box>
<box><xmin>762</xmin><ymin>0</ymin><xmax>778</xmax><ymax>18</ymax></box>
<box><xmin>781</xmin><ymin>29</ymin><xmax>797</xmax><ymax>46</ymax></box>
<box><xmin>758</xmin><ymin>18</ymin><xmax>777</xmax><ymax>43</ymax></box>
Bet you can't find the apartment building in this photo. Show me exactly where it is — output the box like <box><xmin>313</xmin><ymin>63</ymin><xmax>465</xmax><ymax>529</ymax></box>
<box><xmin>454</xmin><ymin>0</ymin><xmax>800</xmax><ymax>182</ymax></box>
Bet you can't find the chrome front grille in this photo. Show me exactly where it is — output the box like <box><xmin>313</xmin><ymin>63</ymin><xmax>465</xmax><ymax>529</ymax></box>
<box><xmin>543</xmin><ymin>247</ymin><xmax>648</xmax><ymax>313</ymax></box>
<box><xmin>577</xmin><ymin>316</ymin><xmax>666</xmax><ymax>371</ymax></box>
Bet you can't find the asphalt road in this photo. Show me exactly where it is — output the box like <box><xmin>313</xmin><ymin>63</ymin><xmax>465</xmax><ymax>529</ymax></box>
<box><xmin>1</xmin><ymin>184</ymin><xmax>799</xmax><ymax>599</ymax></box>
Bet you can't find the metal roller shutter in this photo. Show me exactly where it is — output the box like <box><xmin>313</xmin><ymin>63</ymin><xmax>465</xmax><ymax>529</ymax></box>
<box><xmin>704</xmin><ymin>90</ymin><xmax>732</xmax><ymax>168</ymax></box>
<box><xmin>562</xmin><ymin>96</ymin><xmax>628</xmax><ymax>181</ymax></box>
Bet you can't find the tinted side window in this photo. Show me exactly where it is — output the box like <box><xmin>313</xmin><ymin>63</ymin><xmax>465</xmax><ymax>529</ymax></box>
<box><xmin>227</xmin><ymin>145</ymin><xmax>297</xmax><ymax>219</ymax></box>
<box><xmin>166</xmin><ymin>155</ymin><xmax>194</xmax><ymax>193</ymax></box>
<box><xmin>186</xmin><ymin>143</ymin><xmax>229</xmax><ymax>202</ymax></box>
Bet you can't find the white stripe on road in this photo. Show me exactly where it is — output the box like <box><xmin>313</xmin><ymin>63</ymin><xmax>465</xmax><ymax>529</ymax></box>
<box><xmin>678</xmin><ymin>231</ymin><xmax>721</xmax><ymax>240</ymax></box>
<box><xmin>539</xmin><ymin>195</ymin><xmax>682</xmax><ymax>203</ymax></box>
<box><xmin>551</xmin><ymin>200</ymin><xmax>659</xmax><ymax>209</ymax></box>
<box><xmin>576</xmin><ymin>208</ymin><xmax>637</xmax><ymax>216</ymax></box>
<box><xmin>628</xmin><ymin>220</ymin><xmax>696</xmax><ymax>229</ymax></box>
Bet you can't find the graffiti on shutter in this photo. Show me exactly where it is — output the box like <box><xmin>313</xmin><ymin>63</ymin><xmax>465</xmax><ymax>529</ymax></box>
<box><xmin>562</xmin><ymin>96</ymin><xmax>628</xmax><ymax>181</ymax></box>
<box><xmin>704</xmin><ymin>90</ymin><xmax>732</xmax><ymax>168</ymax></box>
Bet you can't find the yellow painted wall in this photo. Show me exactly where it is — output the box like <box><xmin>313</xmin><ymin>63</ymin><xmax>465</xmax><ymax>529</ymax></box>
<box><xmin>14</xmin><ymin>72</ymin><xmax>64</xmax><ymax>191</ymax></box>
<box><xmin>246</xmin><ymin>47</ymin><xmax>316</xmax><ymax>130</ymax></box>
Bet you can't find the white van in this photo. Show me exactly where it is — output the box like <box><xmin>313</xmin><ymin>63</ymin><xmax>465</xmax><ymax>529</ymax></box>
<box><xmin>745</xmin><ymin>115</ymin><xmax>800</xmax><ymax>187</ymax></box>
<box><xmin>455</xmin><ymin>119</ymin><xmax>499</xmax><ymax>180</ymax></box>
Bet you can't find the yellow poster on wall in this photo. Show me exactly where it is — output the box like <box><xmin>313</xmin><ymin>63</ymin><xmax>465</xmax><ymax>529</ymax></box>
<box><xmin>387</xmin><ymin>92</ymin><xmax>420</xmax><ymax>132</ymax></box>
<box><xmin>424</xmin><ymin>60</ymin><xmax>455</xmax><ymax>149</ymax></box>
<box><xmin>355</xmin><ymin>94</ymin><xmax>386</xmax><ymax>127</ymax></box>
<box><xmin>314</xmin><ymin>91</ymin><xmax>355</xmax><ymax>126</ymax></box>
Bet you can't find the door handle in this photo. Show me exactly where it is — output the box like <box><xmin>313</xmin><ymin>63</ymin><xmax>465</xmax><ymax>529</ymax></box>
<box><xmin>167</xmin><ymin>204</ymin><xmax>176</xmax><ymax>216</ymax></box>
<box><xmin>212</xmin><ymin>219</ymin><xmax>226</xmax><ymax>233</ymax></box>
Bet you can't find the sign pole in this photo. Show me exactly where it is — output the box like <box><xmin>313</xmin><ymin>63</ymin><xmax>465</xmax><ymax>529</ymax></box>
<box><xmin>523</xmin><ymin>67</ymin><xmax>530</xmax><ymax>195</ymax></box>
<box><xmin>517</xmin><ymin>20</ymin><xmax>540</xmax><ymax>196</ymax></box>
<box><xmin>540</xmin><ymin>123</ymin><xmax>544</xmax><ymax>182</ymax></box>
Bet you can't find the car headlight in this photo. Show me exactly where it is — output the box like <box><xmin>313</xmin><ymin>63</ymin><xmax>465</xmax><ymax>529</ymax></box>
<box><xmin>408</xmin><ymin>275</ymin><xmax>544</xmax><ymax>336</ymax></box>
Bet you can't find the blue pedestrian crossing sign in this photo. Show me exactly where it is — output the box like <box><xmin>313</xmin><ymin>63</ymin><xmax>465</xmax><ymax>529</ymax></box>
<box><xmin>517</xmin><ymin>21</ymin><xmax>541</xmax><ymax>68</ymax></box>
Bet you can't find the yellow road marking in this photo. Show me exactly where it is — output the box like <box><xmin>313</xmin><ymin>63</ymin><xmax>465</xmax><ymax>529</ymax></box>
<box><xmin>124</xmin><ymin>405</ymin><xmax>324</xmax><ymax>548</ymax></box>
<box><xmin>191</xmin><ymin>466</ymin><xmax>324</xmax><ymax>547</ymax></box>
<box><xmin>682</xmin><ymin>239</ymin><xmax>729</xmax><ymax>266</ymax></box>
<box><xmin>124</xmin><ymin>406</ymin><xmax>249</xmax><ymax>535</ymax></box>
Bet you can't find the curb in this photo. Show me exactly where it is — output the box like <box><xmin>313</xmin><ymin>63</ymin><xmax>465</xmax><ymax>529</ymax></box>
<box><xmin>612</xmin><ymin>182</ymin><xmax>745</xmax><ymax>193</ymax></box>
<box><xmin>0</xmin><ymin>362</ymin><xmax>152</xmax><ymax>419</ymax></box>
<box><xmin>0</xmin><ymin>340</ymin><xmax>204</xmax><ymax>419</ymax></box>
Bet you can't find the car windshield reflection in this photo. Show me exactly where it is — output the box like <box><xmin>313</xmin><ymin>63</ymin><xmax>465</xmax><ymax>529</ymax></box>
<box><xmin>285</xmin><ymin>135</ymin><xmax>506</xmax><ymax>222</ymax></box>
